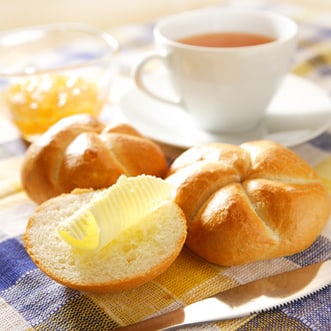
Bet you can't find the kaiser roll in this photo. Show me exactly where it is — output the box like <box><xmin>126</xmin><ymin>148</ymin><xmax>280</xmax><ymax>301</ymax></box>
<box><xmin>166</xmin><ymin>140</ymin><xmax>331</xmax><ymax>266</ymax></box>
<box><xmin>21</xmin><ymin>114</ymin><xmax>168</xmax><ymax>204</ymax></box>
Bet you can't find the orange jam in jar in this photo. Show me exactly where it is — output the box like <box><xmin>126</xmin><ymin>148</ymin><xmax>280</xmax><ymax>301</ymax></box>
<box><xmin>5</xmin><ymin>75</ymin><xmax>105</xmax><ymax>142</ymax></box>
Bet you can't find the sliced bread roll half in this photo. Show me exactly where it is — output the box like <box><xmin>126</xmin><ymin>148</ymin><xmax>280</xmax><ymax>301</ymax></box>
<box><xmin>24</xmin><ymin>185</ymin><xmax>187</xmax><ymax>293</ymax></box>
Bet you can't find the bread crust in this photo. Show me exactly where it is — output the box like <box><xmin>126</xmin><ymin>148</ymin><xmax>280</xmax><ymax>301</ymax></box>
<box><xmin>21</xmin><ymin>115</ymin><xmax>168</xmax><ymax>204</ymax></box>
<box><xmin>166</xmin><ymin>140</ymin><xmax>331</xmax><ymax>266</ymax></box>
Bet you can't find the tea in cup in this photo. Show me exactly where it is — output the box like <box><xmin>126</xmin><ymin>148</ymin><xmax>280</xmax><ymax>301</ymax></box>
<box><xmin>134</xmin><ymin>8</ymin><xmax>298</xmax><ymax>133</ymax></box>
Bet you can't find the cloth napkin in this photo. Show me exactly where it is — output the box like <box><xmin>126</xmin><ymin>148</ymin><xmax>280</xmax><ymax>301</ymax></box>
<box><xmin>0</xmin><ymin>0</ymin><xmax>330</xmax><ymax>330</ymax></box>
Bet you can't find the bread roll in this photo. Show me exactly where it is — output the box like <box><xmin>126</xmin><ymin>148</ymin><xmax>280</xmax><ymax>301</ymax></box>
<box><xmin>166</xmin><ymin>140</ymin><xmax>331</xmax><ymax>266</ymax></box>
<box><xmin>24</xmin><ymin>189</ymin><xmax>187</xmax><ymax>293</ymax></box>
<box><xmin>21</xmin><ymin>114</ymin><xmax>168</xmax><ymax>204</ymax></box>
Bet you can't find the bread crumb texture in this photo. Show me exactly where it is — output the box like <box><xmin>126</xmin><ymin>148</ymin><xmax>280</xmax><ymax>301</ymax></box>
<box><xmin>24</xmin><ymin>190</ymin><xmax>187</xmax><ymax>292</ymax></box>
<box><xmin>166</xmin><ymin>140</ymin><xmax>331</xmax><ymax>266</ymax></box>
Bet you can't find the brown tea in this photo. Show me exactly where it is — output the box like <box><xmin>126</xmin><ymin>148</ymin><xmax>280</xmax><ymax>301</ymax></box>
<box><xmin>178</xmin><ymin>32</ymin><xmax>275</xmax><ymax>47</ymax></box>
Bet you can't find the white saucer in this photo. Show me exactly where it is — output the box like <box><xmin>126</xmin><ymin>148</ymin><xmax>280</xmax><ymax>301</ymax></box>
<box><xmin>118</xmin><ymin>73</ymin><xmax>331</xmax><ymax>148</ymax></box>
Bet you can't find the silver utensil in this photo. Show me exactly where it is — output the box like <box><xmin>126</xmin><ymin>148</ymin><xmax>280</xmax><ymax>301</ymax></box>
<box><xmin>116</xmin><ymin>259</ymin><xmax>331</xmax><ymax>330</ymax></box>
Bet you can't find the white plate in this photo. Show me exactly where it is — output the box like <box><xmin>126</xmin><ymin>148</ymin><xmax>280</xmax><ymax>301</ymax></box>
<box><xmin>118</xmin><ymin>73</ymin><xmax>331</xmax><ymax>148</ymax></box>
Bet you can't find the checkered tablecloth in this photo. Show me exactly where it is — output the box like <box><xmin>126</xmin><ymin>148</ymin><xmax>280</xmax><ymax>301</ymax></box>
<box><xmin>0</xmin><ymin>0</ymin><xmax>330</xmax><ymax>330</ymax></box>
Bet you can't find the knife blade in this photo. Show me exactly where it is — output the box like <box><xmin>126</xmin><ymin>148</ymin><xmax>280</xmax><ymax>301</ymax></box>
<box><xmin>116</xmin><ymin>259</ymin><xmax>331</xmax><ymax>331</ymax></box>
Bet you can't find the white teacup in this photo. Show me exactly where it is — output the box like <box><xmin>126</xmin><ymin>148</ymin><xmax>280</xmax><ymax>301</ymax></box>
<box><xmin>134</xmin><ymin>7</ymin><xmax>298</xmax><ymax>133</ymax></box>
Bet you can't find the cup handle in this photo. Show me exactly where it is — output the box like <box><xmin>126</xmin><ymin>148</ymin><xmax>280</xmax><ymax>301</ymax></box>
<box><xmin>133</xmin><ymin>53</ymin><xmax>181</xmax><ymax>105</ymax></box>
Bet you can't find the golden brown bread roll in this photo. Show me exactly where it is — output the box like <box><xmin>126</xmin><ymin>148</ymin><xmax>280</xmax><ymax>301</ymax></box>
<box><xmin>21</xmin><ymin>114</ymin><xmax>168</xmax><ymax>204</ymax></box>
<box><xmin>166</xmin><ymin>140</ymin><xmax>331</xmax><ymax>266</ymax></box>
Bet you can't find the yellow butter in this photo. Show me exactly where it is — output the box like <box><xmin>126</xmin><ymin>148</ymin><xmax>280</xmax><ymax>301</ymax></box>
<box><xmin>57</xmin><ymin>175</ymin><xmax>176</xmax><ymax>251</ymax></box>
